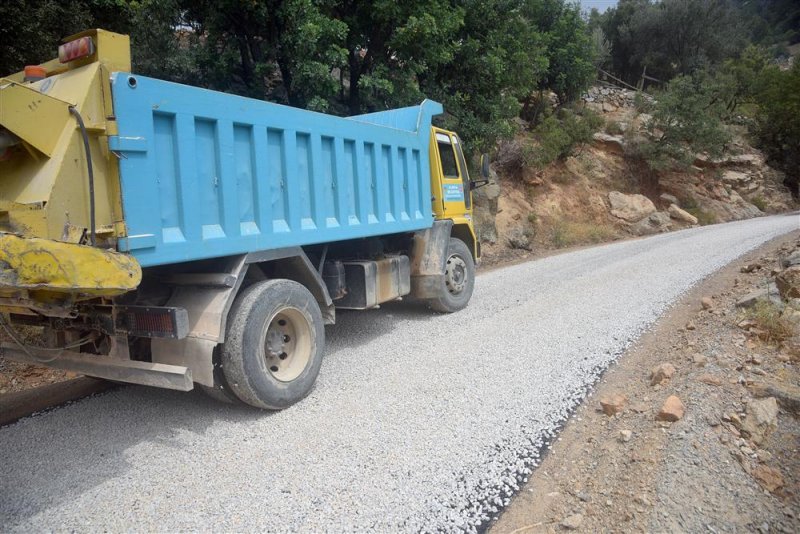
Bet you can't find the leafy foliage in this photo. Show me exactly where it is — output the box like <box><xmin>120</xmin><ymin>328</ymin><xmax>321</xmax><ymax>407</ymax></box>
<box><xmin>0</xmin><ymin>0</ymin><xmax>599</xmax><ymax>154</ymax></box>
<box><xmin>630</xmin><ymin>74</ymin><xmax>732</xmax><ymax>171</ymax></box>
<box><xmin>752</xmin><ymin>62</ymin><xmax>800</xmax><ymax>195</ymax></box>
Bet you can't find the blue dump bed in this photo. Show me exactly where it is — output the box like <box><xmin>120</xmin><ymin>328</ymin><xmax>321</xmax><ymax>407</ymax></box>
<box><xmin>108</xmin><ymin>73</ymin><xmax>442</xmax><ymax>267</ymax></box>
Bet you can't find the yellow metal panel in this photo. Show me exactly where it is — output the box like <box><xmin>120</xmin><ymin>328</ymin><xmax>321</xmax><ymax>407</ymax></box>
<box><xmin>0</xmin><ymin>233</ymin><xmax>141</xmax><ymax>297</ymax></box>
<box><xmin>0</xmin><ymin>81</ymin><xmax>72</xmax><ymax>156</ymax></box>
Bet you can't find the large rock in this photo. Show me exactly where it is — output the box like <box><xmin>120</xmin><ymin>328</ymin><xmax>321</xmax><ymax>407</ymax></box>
<box><xmin>779</xmin><ymin>250</ymin><xmax>800</xmax><ymax>269</ymax></box>
<box><xmin>740</xmin><ymin>397</ymin><xmax>779</xmax><ymax>445</ymax></box>
<box><xmin>599</xmin><ymin>393</ymin><xmax>627</xmax><ymax>415</ymax></box>
<box><xmin>776</xmin><ymin>265</ymin><xmax>800</xmax><ymax>299</ymax></box>
<box><xmin>721</xmin><ymin>170</ymin><xmax>751</xmax><ymax>185</ymax></box>
<box><xmin>660</xmin><ymin>193</ymin><xmax>679</xmax><ymax>205</ymax></box>
<box><xmin>735</xmin><ymin>283</ymin><xmax>782</xmax><ymax>308</ymax></box>
<box><xmin>608</xmin><ymin>192</ymin><xmax>657</xmax><ymax>222</ymax></box>
<box><xmin>630</xmin><ymin>211</ymin><xmax>672</xmax><ymax>236</ymax></box>
<box><xmin>656</xmin><ymin>395</ymin><xmax>685</xmax><ymax>422</ymax></box>
<box><xmin>592</xmin><ymin>132</ymin><xmax>625</xmax><ymax>154</ymax></box>
<box><xmin>506</xmin><ymin>227</ymin><xmax>532</xmax><ymax>251</ymax></box>
<box><xmin>668</xmin><ymin>203</ymin><xmax>698</xmax><ymax>225</ymax></box>
<box><xmin>650</xmin><ymin>363</ymin><xmax>676</xmax><ymax>385</ymax></box>
<box><xmin>750</xmin><ymin>382</ymin><xmax>800</xmax><ymax>414</ymax></box>
<box><xmin>472</xmin><ymin>172</ymin><xmax>501</xmax><ymax>244</ymax></box>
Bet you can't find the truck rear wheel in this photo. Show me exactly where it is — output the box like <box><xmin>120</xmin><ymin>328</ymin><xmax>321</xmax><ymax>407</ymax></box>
<box><xmin>428</xmin><ymin>237</ymin><xmax>475</xmax><ymax>313</ymax></box>
<box><xmin>221</xmin><ymin>279</ymin><xmax>324</xmax><ymax>409</ymax></box>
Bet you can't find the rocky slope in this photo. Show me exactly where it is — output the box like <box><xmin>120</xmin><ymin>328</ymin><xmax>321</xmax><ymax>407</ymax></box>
<box><xmin>492</xmin><ymin>232</ymin><xmax>800</xmax><ymax>533</ymax></box>
<box><xmin>475</xmin><ymin>85</ymin><xmax>797</xmax><ymax>265</ymax></box>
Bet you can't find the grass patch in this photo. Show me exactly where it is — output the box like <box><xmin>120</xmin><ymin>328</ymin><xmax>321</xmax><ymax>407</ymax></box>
<box><xmin>750</xmin><ymin>195</ymin><xmax>767</xmax><ymax>212</ymax></box>
<box><xmin>551</xmin><ymin>219</ymin><xmax>617</xmax><ymax>248</ymax></box>
<box><xmin>685</xmin><ymin>206</ymin><xmax>718</xmax><ymax>225</ymax></box>
<box><xmin>743</xmin><ymin>301</ymin><xmax>794</xmax><ymax>343</ymax></box>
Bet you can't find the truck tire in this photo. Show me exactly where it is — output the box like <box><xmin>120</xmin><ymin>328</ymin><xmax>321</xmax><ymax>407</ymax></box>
<box><xmin>221</xmin><ymin>279</ymin><xmax>324</xmax><ymax>409</ymax></box>
<box><xmin>428</xmin><ymin>237</ymin><xmax>475</xmax><ymax>313</ymax></box>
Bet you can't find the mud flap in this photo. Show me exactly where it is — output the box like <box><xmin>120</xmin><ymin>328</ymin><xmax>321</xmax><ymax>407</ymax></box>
<box><xmin>410</xmin><ymin>219</ymin><xmax>452</xmax><ymax>299</ymax></box>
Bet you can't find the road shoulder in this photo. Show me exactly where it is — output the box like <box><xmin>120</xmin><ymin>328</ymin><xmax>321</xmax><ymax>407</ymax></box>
<box><xmin>491</xmin><ymin>230</ymin><xmax>800</xmax><ymax>533</ymax></box>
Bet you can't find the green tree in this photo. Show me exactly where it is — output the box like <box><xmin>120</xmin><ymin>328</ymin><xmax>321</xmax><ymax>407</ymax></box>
<box><xmin>753</xmin><ymin>62</ymin><xmax>800</xmax><ymax>196</ymax></box>
<box><xmin>633</xmin><ymin>73</ymin><xmax>732</xmax><ymax>171</ymax></box>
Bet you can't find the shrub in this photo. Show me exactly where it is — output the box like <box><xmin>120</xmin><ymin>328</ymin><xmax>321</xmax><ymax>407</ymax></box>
<box><xmin>529</xmin><ymin>108</ymin><xmax>603</xmax><ymax>168</ymax></box>
<box><xmin>750</xmin><ymin>195</ymin><xmax>767</xmax><ymax>212</ymax></box>
<box><xmin>743</xmin><ymin>301</ymin><xmax>794</xmax><ymax>343</ymax></box>
<box><xmin>635</xmin><ymin>74</ymin><xmax>732</xmax><ymax>171</ymax></box>
<box><xmin>605</xmin><ymin>120</ymin><xmax>624</xmax><ymax>135</ymax></box>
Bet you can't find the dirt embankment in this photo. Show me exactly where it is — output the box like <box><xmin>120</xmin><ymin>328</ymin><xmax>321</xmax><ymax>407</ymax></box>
<box><xmin>476</xmin><ymin>85</ymin><xmax>798</xmax><ymax>267</ymax></box>
<box><xmin>492</xmin><ymin>231</ymin><xmax>800</xmax><ymax>533</ymax></box>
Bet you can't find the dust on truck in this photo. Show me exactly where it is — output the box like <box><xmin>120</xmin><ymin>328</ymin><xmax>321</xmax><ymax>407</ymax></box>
<box><xmin>0</xmin><ymin>30</ymin><xmax>487</xmax><ymax>408</ymax></box>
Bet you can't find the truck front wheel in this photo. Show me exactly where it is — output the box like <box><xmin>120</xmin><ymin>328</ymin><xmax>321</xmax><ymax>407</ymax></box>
<box><xmin>428</xmin><ymin>237</ymin><xmax>475</xmax><ymax>313</ymax></box>
<box><xmin>221</xmin><ymin>279</ymin><xmax>324</xmax><ymax>409</ymax></box>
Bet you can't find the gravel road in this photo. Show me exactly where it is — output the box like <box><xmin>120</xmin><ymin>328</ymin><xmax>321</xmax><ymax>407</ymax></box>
<box><xmin>1</xmin><ymin>214</ymin><xmax>797</xmax><ymax>532</ymax></box>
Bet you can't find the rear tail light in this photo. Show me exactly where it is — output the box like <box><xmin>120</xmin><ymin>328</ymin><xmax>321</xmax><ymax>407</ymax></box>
<box><xmin>58</xmin><ymin>36</ymin><xmax>95</xmax><ymax>63</ymax></box>
<box><xmin>114</xmin><ymin>305</ymin><xmax>189</xmax><ymax>339</ymax></box>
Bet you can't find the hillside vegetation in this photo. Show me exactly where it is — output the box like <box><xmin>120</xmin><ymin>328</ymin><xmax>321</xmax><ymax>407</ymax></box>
<box><xmin>2</xmin><ymin>0</ymin><xmax>798</xmax><ymax>258</ymax></box>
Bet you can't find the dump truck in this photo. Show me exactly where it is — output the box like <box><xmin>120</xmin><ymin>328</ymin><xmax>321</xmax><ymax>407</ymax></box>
<box><xmin>0</xmin><ymin>30</ymin><xmax>486</xmax><ymax>409</ymax></box>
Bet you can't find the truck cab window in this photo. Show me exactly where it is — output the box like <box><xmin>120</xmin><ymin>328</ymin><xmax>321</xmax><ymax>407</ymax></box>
<box><xmin>452</xmin><ymin>136</ymin><xmax>471</xmax><ymax>209</ymax></box>
<box><xmin>436</xmin><ymin>133</ymin><xmax>459</xmax><ymax>178</ymax></box>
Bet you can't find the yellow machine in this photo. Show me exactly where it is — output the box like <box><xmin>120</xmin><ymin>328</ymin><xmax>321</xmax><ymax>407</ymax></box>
<box><xmin>0</xmin><ymin>30</ymin><xmax>140</xmax><ymax>310</ymax></box>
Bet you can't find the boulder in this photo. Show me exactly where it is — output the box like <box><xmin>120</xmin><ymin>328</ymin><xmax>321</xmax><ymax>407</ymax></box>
<box><xmin>561</xmin><ymin>514</ymin><xmax>584</xmax><ymax>530</ymax></box>
<box><xmin>728</xmin><ymin>153</ymin><xmax>764</xmax><ymax>167</ymax></box>
<box><xmin>779</xmin><ymin>250</ymin><xmax>800</xmax><ymax>269</ymax></box>
<box><xmin>472</xmin><ymin>172</ymin><xmax>501</xmax><ymax>244</ymax></box>
<box><xmin>650</xmin><ymin>363</ymin><xmax>676</xmax><ymax>385</ymax></box>
<box><xmin>752</xmin><ymin>465</ymin><xmax>784</xmax><ymax>492</ymax></box>
<box><xmin>592</xmin><ymin>132</ymin><xmax>625</xmax><ymax>154</ymax></box>
<box><xmin>750</xmin><ymin>382</ymin><xmax>800</xmax><ymax>414</ymax></box>
<box><xmin>667</xmin><ymin>204</ymin><xmax>698</xmax><ymax>225</ymax></box>
<box><xmin>506</xmin><ymin>227</ymin><xmax>532</xmax><ymax>251</ymax></box>
<box><xmin>775</xmin><ymin>265</ymin><xmax>800</xmax><ymax>299</ymax></box>
<box><xmin>608</xmin><ymin>191</ymin><xmax>657</xmax><ymax>222</ymax></box>
<box><xmin>740</xmin><ymin>397</ymin><xmax>778</xmax><ymax>445</ymax></box>
<box><xmin>659</xmin><ymin>193</ymin><xmax>679</xmax><ymax>205</ymax></box>
<box><xmin>630</xmin><ymin>211</ymin><xmax>672</xmax><ymax>236</ymax></box>
<box><xmin>721</xmin><ymin>170</ymin><xmax>751</xmax><ymax>184</ymax></box>
<box><xmin>657</xmin><ymin>395</ymin><xmax>685</xmax><ymax>422</ymax></box>
<box><xmin>600</xmin><ymin>393</ymin><xmax>627</xmax><ymax>415</ymax></box>
<box><xmin>735</xmin><ymin>283</ymin><xmax>782</xmax><ymax>308</ymax></box>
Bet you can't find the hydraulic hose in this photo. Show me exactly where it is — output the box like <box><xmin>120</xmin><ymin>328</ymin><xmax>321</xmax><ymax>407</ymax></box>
<box><xmin>68</xmin><ymin>106</ymin><xmax>97</xmax><ymax>246</ymax></box>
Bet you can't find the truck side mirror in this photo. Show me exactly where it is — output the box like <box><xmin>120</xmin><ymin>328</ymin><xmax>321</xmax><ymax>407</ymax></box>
<box><xmin>470</xmin><ymin>153</ymin><xmax>491</xmax><ymax>190</ymax></box>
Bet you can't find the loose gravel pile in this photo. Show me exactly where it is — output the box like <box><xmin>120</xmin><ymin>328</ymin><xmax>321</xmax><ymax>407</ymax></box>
<box><xmin>1</xmin><ymin>214</ymin><xmax>797</xmax><ymax>532</ymax></box>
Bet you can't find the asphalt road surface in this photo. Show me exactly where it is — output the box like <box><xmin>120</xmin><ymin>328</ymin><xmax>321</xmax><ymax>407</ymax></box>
<box><xmin>1</xmin><ymin>214</ymin><xmax>798</xmax><ymax>532</ymax></box>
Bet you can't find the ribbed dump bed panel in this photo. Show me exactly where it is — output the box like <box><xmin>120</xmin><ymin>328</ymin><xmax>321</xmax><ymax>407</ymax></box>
<box><xmin>109</xmin><ymin>74</ymin><xmax>441</xmax><ymax>267</ymax></box>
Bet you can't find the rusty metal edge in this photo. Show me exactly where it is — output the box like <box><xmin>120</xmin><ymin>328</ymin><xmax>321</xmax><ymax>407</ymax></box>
<box><xmin>0</xmin><ymin>377</ymin><xmax>114</xmax><ymax>427</ymax></box>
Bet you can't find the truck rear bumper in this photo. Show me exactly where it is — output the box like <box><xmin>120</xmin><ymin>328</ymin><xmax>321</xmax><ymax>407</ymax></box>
<box><xmin>1</xmin><ymin>343</ymin><xmax>193</xmax><ymax>391</ymax></box>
